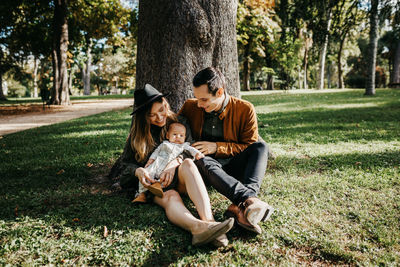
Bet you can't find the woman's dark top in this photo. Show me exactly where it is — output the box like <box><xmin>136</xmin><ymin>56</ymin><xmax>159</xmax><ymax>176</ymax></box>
<box><xmin>118</xmin><ymin>115</ymin><xmax>194</xmax><ymax>192</ymax></box>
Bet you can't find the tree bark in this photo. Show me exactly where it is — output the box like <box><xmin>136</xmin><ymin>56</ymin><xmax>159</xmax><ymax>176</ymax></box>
<box><xmin>110</xmin><ymin>0</ymin><xmax>240</xmax><ymax>180</ymax></box>
<box><xmin>317</xmin><ymin>8</ymin><xmax>332</xmax><ymax>90</ymax></box>
<box><xmin>243</xmin><ymin>38</ymin><xmax>251</xmax><ymax>91</ymax></box>
<box><xmin>0</xmin><ymin>73</ymin><xmax>6</xmax><ymax>101</ymax></box>
<box><xmin>391</xmin><ymin>40</ymin><xmax>400</xmax><ymax>85</ymax></box>
<box><xmin>267</xmin><ymin>74</ymin><xmax>274</xmax><ymax>90</ymax></box>
<box><xmin>135</xmin><ymin>0</ymin><xmax>239</xmax><ymax>112</ymax></box>
<box><xmin>51</xmin><ymin>45</ymin><xmax>60</xmax><ymax>104</ymax></box>
<box><xmin>337</xmin><ymin>33</ymin><xmax>346</xmax><ymax>89</ymax></box>
<box><xmin>303</xmin><ymin>43</ymin><xmax>308</xmax><ymax>89</ymax></box>
<box><xmin>365</xmin><ymin>0</ymin><xmax>379</xmax><ymax>95</ymax></box>
<box><xmin>33</xmin><ymin>56</ymin><xmax>39</xmax><ymax>98</ymax></box>
<box><xmin>50</xmin><ymin>0</ymin><xmax>70</xmax><ymax>105</ymax></box>
<box><xmin>83</xmin><ymin>38</ymin><xmax>92</xmax><ymax>95</ymax></box>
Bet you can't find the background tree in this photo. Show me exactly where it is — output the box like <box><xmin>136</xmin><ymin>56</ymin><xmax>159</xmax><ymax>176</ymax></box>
<box><xmin>135</xmin><ymin>0</ymin><xmax>239</xmax><ymax>112</ymax></box>
<box><xmin>110</xmin><ymin>0</ymin><xmax>241</xmax><ymax>180</ymax></box>
<box><xmin>69</xmin><ymin>0</ymin><xmax>129</xmax><ymax>95</ymax></box>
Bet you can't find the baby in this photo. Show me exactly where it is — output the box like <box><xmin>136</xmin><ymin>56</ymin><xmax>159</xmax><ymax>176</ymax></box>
<box><xmin>138</xmin><ymin>122</ymin><xmax>204</xmax><ymax>198</ymax></box>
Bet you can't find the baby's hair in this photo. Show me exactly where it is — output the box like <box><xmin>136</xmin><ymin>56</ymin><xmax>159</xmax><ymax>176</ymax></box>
<box><xmin>168</xmin><ymin>122</ymin><xmax>186</xmax><ymax>133</ymax></box>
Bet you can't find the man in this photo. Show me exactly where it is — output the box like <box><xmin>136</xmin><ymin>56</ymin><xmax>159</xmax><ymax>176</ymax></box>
<box><xmin>179</xmin><ymin>67</ymin><xmax>274</xmax><ymax>234</ymax></box>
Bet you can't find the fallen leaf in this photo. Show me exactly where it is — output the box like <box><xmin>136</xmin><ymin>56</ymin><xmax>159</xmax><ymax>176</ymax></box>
<box><xmin>87</xmin><ymin>163</ymin><xmax>93</xmax><ymax>168</ymax></box>
<box><xmin>103</xmin><ymin>226</ymin><xmax>108</xmax><ymax>238</ymax></box>
<box><xmin>57</xmin><ymin>169</ymin><xmax>65</xmax><ymax>175</ymax></box>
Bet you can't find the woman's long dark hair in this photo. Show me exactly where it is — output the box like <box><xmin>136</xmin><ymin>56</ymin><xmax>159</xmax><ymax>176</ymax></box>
<box><xmin>130</xmin><ymin>97</ymin><xmax>177</xmax><ymax>162</ymax></box>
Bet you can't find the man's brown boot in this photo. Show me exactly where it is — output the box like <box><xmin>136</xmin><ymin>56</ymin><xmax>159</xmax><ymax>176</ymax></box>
<box><xmin>147</xmin><ymin>182</ymin><xmax>164</xmax><ymax>198</ymax></box>
<box><xmin>243</xmin><ymin>197</ymin><xmax>274</xmax><ymax>226</ymax></box>
<box><xmin>224</xmin><ymin>203</ymin><xmax>262</xmax><ymax>234</ymax></box>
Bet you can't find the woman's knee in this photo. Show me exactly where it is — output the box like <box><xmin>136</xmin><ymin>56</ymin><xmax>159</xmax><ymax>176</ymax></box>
<box><xmin>181</xmin><ymin>158</ymin><xmax>196</xmax><ymax>170</ymax></box>
<box><xmin>163</xmin><ymin>190</ymin><xmax>181</xmax><ymax>202</ymax></box>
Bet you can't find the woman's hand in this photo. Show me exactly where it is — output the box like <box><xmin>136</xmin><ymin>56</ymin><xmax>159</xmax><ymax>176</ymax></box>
<box><xmin>159</xmin><ymin>158</ymin><xmax>181</xmax><ymax>188</ymax></box>
<box><xmin>135</xmin><ymin>167</ymin><xmax>155</xmax><ymax>187</ymax></box>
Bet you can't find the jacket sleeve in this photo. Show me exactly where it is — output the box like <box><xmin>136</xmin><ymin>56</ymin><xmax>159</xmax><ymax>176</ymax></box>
<box><xmin>215</xmin><ymin>103</ymin><xmax>258</xmax><ymax>158</ymax></box>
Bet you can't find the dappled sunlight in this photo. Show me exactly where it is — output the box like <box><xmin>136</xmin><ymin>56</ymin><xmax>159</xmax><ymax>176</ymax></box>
<box><xmin>62</xmin><ymin>129</ymin><xmax>120</xmax><ymax>138</ymax></box>
<box><xmin>270</xmin><ymin>141</ymin><xmax>400</xmax><ymax>159</ymax></box>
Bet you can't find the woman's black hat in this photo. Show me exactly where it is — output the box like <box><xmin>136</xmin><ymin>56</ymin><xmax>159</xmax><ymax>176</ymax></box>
<box><xmin>131</xmin><ymin>84</ymin><xmax>170</xmax><ymax>115</ymax></box>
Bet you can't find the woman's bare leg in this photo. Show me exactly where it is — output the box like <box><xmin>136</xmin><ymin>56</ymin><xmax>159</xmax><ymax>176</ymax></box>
<box><xmin>178</xmin><ymin>159</ymin><xmax>214</xmax><ymax>221</ymax></box>
<box><xmin>153</xmin><ymin>190</ymin><xmax>213</xmax><ymax>234</ymax></box>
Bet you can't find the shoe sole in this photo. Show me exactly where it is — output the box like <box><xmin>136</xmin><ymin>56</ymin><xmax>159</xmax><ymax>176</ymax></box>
<box><xmin>224</xmin><ymin>210</ymin><xmax>262</xmax><ymax>234</ymax></box>
<box><xmin>192</xmin><ymin>218</ymin><xmax>234</xmax><ymax>246</ymax></box>
<box><xmin>246</xmin><ymin>204</ymin><xmax>274</xmax><ymax>226</ymax></box>
<box><xmin>147</xmin><ymin>186</ymin><xmax>163</xmax><ymax>198</ymax></box>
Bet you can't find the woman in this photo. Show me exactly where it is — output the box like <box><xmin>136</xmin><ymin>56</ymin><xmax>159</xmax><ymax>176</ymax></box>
<box><xmin>118</xmin><ymin>84</ymin><xmax>233</xmax><ymax>246</ymax></box>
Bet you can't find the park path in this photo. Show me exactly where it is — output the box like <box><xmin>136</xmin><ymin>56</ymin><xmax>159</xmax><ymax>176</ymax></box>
<box><xmin>0</xmin><ymin>99</ymin><xmax>133</xmax><ymax>136</ymax></box>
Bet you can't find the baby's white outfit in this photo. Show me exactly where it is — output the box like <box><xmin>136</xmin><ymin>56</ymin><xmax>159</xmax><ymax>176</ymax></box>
<box><xmin>138</xmin><ymin>141</ymin><xmax>201</xmax><ymax>193</ymax></box>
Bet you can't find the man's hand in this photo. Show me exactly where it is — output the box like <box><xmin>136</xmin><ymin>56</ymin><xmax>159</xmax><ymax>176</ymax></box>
<box><xmin>192</xmin><ymin>141</ymin><xmax>217</xmax><ymax>155</ymax></box>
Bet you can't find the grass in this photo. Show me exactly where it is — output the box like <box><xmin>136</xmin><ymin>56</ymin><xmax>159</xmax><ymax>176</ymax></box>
<box><xmin>0</xmin><ymin>94</ymin><xmax>134</xmax><ymax>105</ymax></box>
<box><xmin>1</xmin><ymin>89</ymin><xmax>399</xmax><ymax>265</ymax></box>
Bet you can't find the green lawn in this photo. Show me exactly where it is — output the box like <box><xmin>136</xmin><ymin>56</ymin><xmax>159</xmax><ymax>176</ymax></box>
<box><xmin>1</xmin><ymin>89</ymin><xmax>399</xmax><ymax>265</ymax></box>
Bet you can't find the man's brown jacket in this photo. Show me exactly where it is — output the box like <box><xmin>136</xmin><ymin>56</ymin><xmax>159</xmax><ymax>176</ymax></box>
<box><xmin>179</xmin><ymin>95</ymin><xmax>258</xmax><ymax>159</ymax></box>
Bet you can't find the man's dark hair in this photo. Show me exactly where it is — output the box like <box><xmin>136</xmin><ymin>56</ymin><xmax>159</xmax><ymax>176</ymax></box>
<box><xmin>193</xmin><ymin>67</ymin><xmax>225</xmax><ymax>95</ymax></box>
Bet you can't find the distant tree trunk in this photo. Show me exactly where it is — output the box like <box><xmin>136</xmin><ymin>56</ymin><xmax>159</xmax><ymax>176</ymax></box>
<box><xmin>33</xmin><ymin>56</ymin><xmax>39</xmax><ymax>98</ymax></box>
<box><xmin>83</xmin><ymin>38</ymin><xmax>92</xmax><ymax>95</ymax></box>
<box><xmin>327</xmin><ymin>62</ymin><xmax>332</xmax><ymax>88</ymax></box>
<box><xmin>267</xmin><ymin>74</ymin><xmax>274</xmax><ymax>90</ymax></box>
<box><xmin>391</xmin><ymin>40</ymin><xmax>400</xmax><ymax>85</ymax></box>
<box><xmin>303</xmin><ymin>44</ymin><xmax>308</xmax><ymax>89</ymax></box>
<box><xmin>135</xmin><ymin>0</ymin><xmax>239</xmax><ymax>112</ymax></box>
<box><xmin>365</xmin><ymin>0</ymin><xmax>379</xmax><ymax>95</ymax></box>
<box><xmin>337</xmin><ymin>33</ymin><xmax>346</xmax><ymax>89</ymax></box>
<box><xmin>50</xmin><ymin>0</ymin><xmax>70</xmax><ymax>105</ymax></box>
<box><xmin>110</xmin><ymin>0</ymin><xmax>239</xmax><ymax>180</ymax></box>
<box><xmin>317</xmin><ymin>9</ymin><xmax>332</xmax><ymax>90</ymax></box>
<box><xmin>51</xmin><ymin>46</ymin><xmax>60</xmax><ymax>104</ymax></box>
<box><xmin>243</xmin><ymin>38</ymin><xmax>251</xmax><ymax>91</ymax></box>
<box><xmin>0</xmin><ymin>73</ymin><xmax>6</xmax><ymax>101</ymax></box>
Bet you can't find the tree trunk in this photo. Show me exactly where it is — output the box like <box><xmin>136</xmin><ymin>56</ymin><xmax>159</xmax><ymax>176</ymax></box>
<box><xmin>110</xmin><ymin>0</ymin><xmax>240</xmax><ymax>180</ymax></box>
<box><xmin>303</xmin><ymin>44</ymin><xmax>308</xmax><ymax>89</ymax></box>
<box><xmin>83</xmin><ymin>38</ymin><xmax>92</xmax><ymax>95</ymax></box>
<box><xmin>135</xmin><ymin>0</ymin><xmax>239</xmax><ymax>112</ymax></box>
<box><xmin>317</xmin><ymin>9</ymin><xmax>332</xmax><ymax>90</ymax></box>
<box><xmin>391</xmin><ymin>40</ymin><xmax>400</xmax><ymax>85</ymax></box>
<box><xmin>267</xmin><ymin>74</ymin><xmax>274</xmax><ymax>90</ymax></box>
<box><xmin>0</xmin><ymin>73</ymin><xmax>7</xmax><ymax>101</ymax></box>
<box><xmin>50</xmin><ymin>0</ymin><xmax>70</xmax><ymax>105</ymax></box>
<box><xmin>243</xmin><ymin>38</ymin><xmax>251</xmax><ymax>91</ymax></box>
<box><xmin>365</xmin><ymin>0</ymin><xmax>379</xmax><ymax>95</ymax></box>
<box><xmin>51</xmin><ymin>45</ymin><xmax>60</xmax><ymax>104</ymax></box>
<box><xmin>337</xmin><ymin>34</ymin><xmax>346</xmax><ymax>89</ymax></box>
<box><xmin>33</xmin><ymin>56</ymin><xmax>39</xmax><ymax>98</ymax></box>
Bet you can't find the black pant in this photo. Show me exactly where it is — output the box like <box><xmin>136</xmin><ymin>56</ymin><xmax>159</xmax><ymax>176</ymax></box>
<box><xmin>195</xmin><ymin>142</ymin><xmax>268</xmax><ymax>205</ymax></box>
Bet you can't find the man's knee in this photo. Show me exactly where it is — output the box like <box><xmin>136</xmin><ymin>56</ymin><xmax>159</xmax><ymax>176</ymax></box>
<box><xmin>249</xmin><ymin>141</ymin><xmax>269</xmax><ymax>158</ymax></box>
<box><xmin>195</xmin><ymin>156</ymin><xmax>221</xmax><ymax>172</ymax></box>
